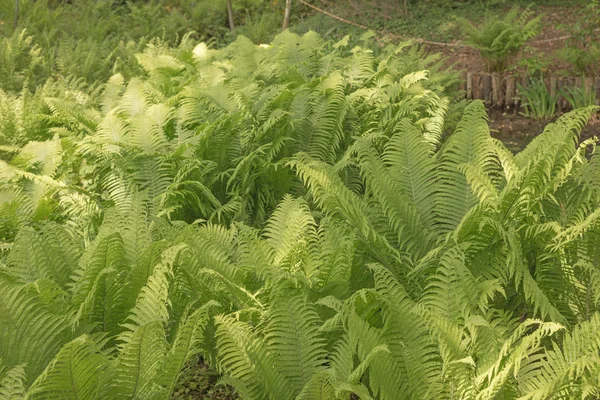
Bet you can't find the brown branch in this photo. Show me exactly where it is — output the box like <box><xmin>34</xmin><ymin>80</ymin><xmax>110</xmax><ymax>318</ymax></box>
<box><xmin>296</xmin><ymin>0</ymin><xmax>371</xmax><ymax>31</ymax></box>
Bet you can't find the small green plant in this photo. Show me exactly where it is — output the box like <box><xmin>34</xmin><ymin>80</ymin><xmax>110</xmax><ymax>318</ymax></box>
<box><xmin>517</xmin><ymin>77</ymin><xmax>560</xmax><ymax>121</ymax></box>
<box><xmin>516</xmin><ymin>46</ymin><xmax>550</xmax><ymax>78</ymax></box>
<box><xmin>459</xmin><ymin>6</ymin><xmax>541</xmax><ymax>72</ymax></box>
<box><xmin>556</xmin><ymin>46</ymin><xmax>600</xmax><ymax>77</ymax></box>
<box><xmin>0</xmin><ymin>30</ymin><xmax>46</xmax><ymax>91</ymax></box>
<box><xmin>556</xmin><ymin>0</ymin><xmax>600</xmax><ymax>76</ymax></box>
<box><xmin>235</xmin><ymin>10</ymin><xmax>281</xmax><ymax>44</ymax></box>
<box><xmin>562</xmin><ymin>82</ymin><xmax>598</xmax><ymax>109</ymax></box>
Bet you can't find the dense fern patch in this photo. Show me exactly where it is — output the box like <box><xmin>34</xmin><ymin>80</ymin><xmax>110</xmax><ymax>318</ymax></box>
<box><xmin>1</xmin><ymin>31</ymin><xmax>600</xmax><ymax>399</ymax></box>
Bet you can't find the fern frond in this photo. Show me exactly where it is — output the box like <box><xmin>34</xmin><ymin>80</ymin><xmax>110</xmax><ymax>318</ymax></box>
<box><xmin>159</xmin><ymin>301</ymin><xmax>218</xmax><ymax>396</ymax></box>
<box><xmin>0</xmin><ymin>364</ymin><xmax>26</xmax><ymax>399</ymax></box>
<box><xmin>26</xmin><ymin>335</ymin><xmax>110</xmax><ymax>400</ymax></box>
<box><xmin>436</xmin><ymin>101</ymin><xmax>498</xmax><ymax>233</ymax></box>
<box><xmin>0</xmin><ymin>277</ymin><xmax>72</xmax><ymax>379</ymax></box>
<box><xmin>264</xmin><ymin>291</ymin><xmax>327</xmax><ymax>397</ymax></box>
<box><xmin>351</xmin><ymin>135</ymin><xmax>435</xmax><ymax>260</ymax></box>
<box><xmin>290</xmin><ymin>153</ymin><xmax>404</xmax><ymax>271</ymax></box>
<box><xmin>517</xmin><ymin>313</ymin><xmax>600</xmax><ymax>399</ymax></box>
<box><xmin>214</xmin><ymin>314</ymin><xmax>267</xmax><ymax>400</ymax></box>
<box><xmin>263</xmin><ymin>195</ymin><xmax>315</xmax><ymax>267</ymax></box>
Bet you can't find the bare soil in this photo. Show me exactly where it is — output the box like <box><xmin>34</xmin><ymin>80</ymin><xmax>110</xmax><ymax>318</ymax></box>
<box><xmin>488</xmin><ymin>109</ymin><xmax>600</xmax><ymax>152</ymax></box>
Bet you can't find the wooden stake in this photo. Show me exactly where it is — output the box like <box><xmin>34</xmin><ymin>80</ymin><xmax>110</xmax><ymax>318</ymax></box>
<box><xmin>550</xmin><ymin>77</ymin><xmax>557</xmax><ymax>98</ymax></box>
<box><xmin>585</xmin><ymin>76</ymin><xmax>594</xmax><ymax>97</ymax></box>
<box><xmin>283</xmin><ymin>0</ymin><xmax>293</xmax><ymax>30</ymax></box>
<box><xmin>226</xmin><ymin>0</ymin><xmax>235</xmax><ymax>31</ymax></box>
<box><xmin>557</xmin><ymin>78</ymin><xmax>567</xmax><ymax>111</ymax></box>
<box><xmin>466</xmin><ymin>72</ymin><xmax>473</xmax><ymax>100</ymax></box>
<box><xmin>491</xmin><ymin>73</ymin><xmax>502</xmax><ymax>108</ymax></box>
<box><xmin>460</xmin><ymin>73</ymin><xmax>467</xmax><ymax>99</ymax></box>
<box><xmin>482</xmin><ymin>74</ymin><xmax>492</xmax><ymax>107</ymax></box>
<box><xmin>473</xmin><ymin>73</ymin><xmax>482</xmax><ymax>101</ymax></box>
<box><xmin>505</xmin><ymin>76</ymin><xmax>516</xmax><ymax>110</ymax></box>
<box><xmin>516</xmin><ymin>76</ymin><xmax>528</xmax><ymax>110</ymax></box>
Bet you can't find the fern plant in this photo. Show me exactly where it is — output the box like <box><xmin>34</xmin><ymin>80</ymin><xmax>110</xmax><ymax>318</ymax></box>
<box><xmin>2</xmin><ymin>29</ymin><xmax>600</xmax><ymax>400</ymax></box>
<box><xmin>0</xmin><ymin>30</ymin><xmax>454</xmax><ymax>234</ymax></box>
<box><xmin>459</xmin><ymin>6</ymin><xmax>541</xmax><ymax>72</ymax></box>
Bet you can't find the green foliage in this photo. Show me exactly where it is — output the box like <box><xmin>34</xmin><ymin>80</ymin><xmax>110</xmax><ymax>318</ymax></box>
<box><xmin>2</xmin><ymin>29</ymin><xmax>600</xmax><ymax>400</ymax></box>
<box><xmin>0</xmin><ymin>30</ymin><xmax>455</xmax><ymax>235</ymax></box>
<box><xmin>517</xmin><ymin>78</ymin><xmax>560</xmax><ymax>121</ymax></box>
<box><xmin>0</xmin><ymin>29</ymin><xmax>46</xmax><ymax>92</ymax></box>
<box><xmin>518</xmin><ymin>77</ymin><xmax>598</xmax><ymax>120</ymax></box>
<box><xmin>562</xmin><ymin>82</ymin><xmax>598</xmax><ymax>110</ymax></box>
<box><xmin>459</xmin><ymin>6</ymin><xmax>541</xmax><ymax>72</ymax></box>
<box><xmin>555</xmin><ymin>46</ymin><xmax>600</xmax><ymax>78</ymax></box>
<box><xmin>556</xmin><ymin>0</ymin><xmax>600</xmax><ymax>76</ymax></box>
<box><xmin>516</xmin><ymin>46</ymin><xmax>550</xmax><ymax>78</ymax></box>
<box><xmin>235</xmin><ymin>10</ymin><xmax>282</xmax><ymax>45</ymax></box>
<box><xmin>0</xmin><ymin>0</ymin><xmax>279</xmax><ymax>90</ymax></box>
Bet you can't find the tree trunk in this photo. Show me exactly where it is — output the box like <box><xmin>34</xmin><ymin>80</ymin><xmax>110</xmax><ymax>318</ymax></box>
<box><xmin>226</xmin><ymin>0</ymin><xmax>235</xmax><ymax>31</ymax></box>
<box><xmin>282</xmin><ymin>0</ymin><xmax>292</xmax><ymax>30</ymax></box>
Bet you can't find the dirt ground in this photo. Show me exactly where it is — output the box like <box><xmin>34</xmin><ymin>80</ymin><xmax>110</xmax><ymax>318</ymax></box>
<box><xmin>489</xmin><ymin>109</ymin><xmax>600</xmax><ymax>152</ymax></box>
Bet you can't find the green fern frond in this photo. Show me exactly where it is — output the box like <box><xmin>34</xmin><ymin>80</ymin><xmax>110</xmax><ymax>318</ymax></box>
<box><xmin>26</xmin><ymin>335</ymin><xmax>110</xmax><ymax>400</ymax></box>
<box><xmin>214</xmin><ymin>314</ymin><xmax>267</xmax><ymax>400</ymax></box>
<box><xmin>0</xmin><ymin>364</ymin><xmax>26</xmax><ymax>399</ymax></box>
<box><xmin>290</xmin><ymin>153</ymin><xmax>404</xmax><ymax>271</ymax></box>
<box><xmin>0</xmin><ymin>277</ymin><xmax>72</xmax><ymax>379</ymax></box>
<box><xmin>158</xmin><ymin>301</ymin><xmax>218</xmax><ymax>396</ymax></box>
<box><xmin>351</xmin><ymin>135</ymin><xmax>435</xmax><ymax>259</ymax></box>
<box><xmin>7</xmin><ymin>223</ymin><xmax>82</xmax><ymax>286</ymax></box>
<box><xmin>264</xmin><ymin>291</ymin><xmax>327</xmax><ymax>398</ymax></box>
<box><xmin>263</xmin><ymin>195</ymin><xmax>315</xmax><ymax>267</ymax></box>
<box><xmin>517</xmin><ymin>313</ymin><xmax>600</xmax><ymax>399</ymax></box>
<box><xmin>436</xmin><ymin>101</ymin><xmax>498</xmax><ymax>233</ymax></box>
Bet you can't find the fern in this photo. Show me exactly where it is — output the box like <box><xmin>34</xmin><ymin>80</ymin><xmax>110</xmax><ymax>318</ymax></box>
<box><xmin>263</xmin><ymin>290</ymin><xmax>328</xmax><ymax>397</ymax></box>
<box><xmin>26</xmin><ymin>335</ymin><xmax>110</xmax><ymax>400</ymax></box>
<box><xmin>0</xmin><ymin>364</ymin><xmax>27</xmax><ymax>399</ymax></box>
<box><xmin>2</xmin><ymin>28</ymin><xmax>600</xmax><ymax>400</ymax></box>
